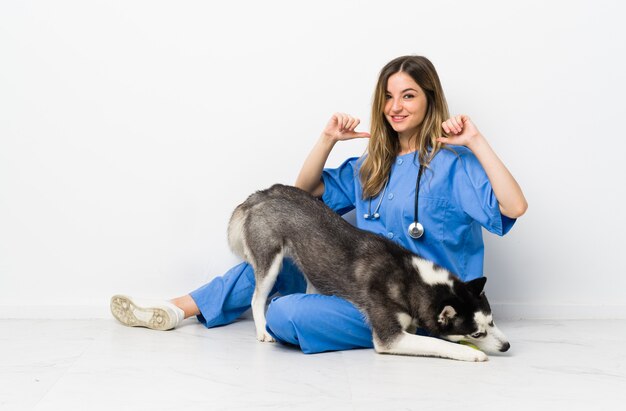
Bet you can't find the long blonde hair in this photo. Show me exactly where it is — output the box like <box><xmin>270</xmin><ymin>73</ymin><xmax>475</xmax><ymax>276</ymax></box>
<box><xmin>360</xmin><ymin>56</ymin><xmax>450</xmax><ymax>198</ymax></box>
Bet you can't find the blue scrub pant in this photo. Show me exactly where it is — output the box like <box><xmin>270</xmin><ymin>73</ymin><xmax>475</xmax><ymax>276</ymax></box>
<box><xmin>189</xmin><ymin>259</ymin><xmax>375</xmax><ymax>354</ymax></box>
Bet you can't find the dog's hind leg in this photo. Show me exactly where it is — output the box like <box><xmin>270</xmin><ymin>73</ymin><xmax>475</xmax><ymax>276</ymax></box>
<box><xmin>305</xmin><ymin>277</ymin><xmax>319</xmax><ymax>295</ymax></box>
<box><xmin>251</xmin><ymin>250</ymin><xmax>284</xmax><ymax>342</ymax></box>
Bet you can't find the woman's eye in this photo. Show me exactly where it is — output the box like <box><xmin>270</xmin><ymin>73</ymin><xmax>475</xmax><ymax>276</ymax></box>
<box><xmin>385</xmin><ymin>95</ymin><xmax>392</xmax><ymax>100</ymax></box>
<box><xmin>403</xmin><ymin>94</ymin><xmax>414</xmax><ymax>99</ymax></box>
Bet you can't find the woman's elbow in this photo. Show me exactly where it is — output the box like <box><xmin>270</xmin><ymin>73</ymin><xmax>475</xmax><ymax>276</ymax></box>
<box><xmin>295</xmin><ymin>181</ymin><xmax>325</xmax><ymax>198</ymax></box>
<box><xmin>502</xmin><ymin>200</ymin><xmax>528</xmax><ymax>219</ymax></box>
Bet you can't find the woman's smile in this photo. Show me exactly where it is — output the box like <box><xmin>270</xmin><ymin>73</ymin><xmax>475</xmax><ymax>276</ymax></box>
<box><xmin>390</xmin><ymin>115</ymin><xmax>409</xmax><ymax>123</ymax></box>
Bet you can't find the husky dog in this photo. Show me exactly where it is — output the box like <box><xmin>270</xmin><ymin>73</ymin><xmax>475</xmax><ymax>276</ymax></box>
<box><xmin>228</xmin><ymin>184</ymin><xmax>510</xmax><ymax>362</ymax></box>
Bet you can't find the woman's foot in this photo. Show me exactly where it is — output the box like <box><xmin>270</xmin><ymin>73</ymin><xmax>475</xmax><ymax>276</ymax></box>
<box><xmin>110</xmin><ymin>295</ymin><xmax>185</xmax><ymax>331</ymax></box>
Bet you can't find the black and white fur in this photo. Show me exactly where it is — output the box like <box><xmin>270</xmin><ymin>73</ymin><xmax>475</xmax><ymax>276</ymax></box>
<box><xmin>228</xmin><ymin>184</ymin><xmax>510</xmax><ymax>362</ymax></box>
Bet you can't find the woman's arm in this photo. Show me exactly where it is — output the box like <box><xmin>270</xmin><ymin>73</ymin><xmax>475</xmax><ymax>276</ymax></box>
<box><xmin>437</xmin><ymin>115</ymin><xmax>528</xmax><ymax>219</ymax></box>
<box><xmin>295</xmin><ymin>113</ymin><xmax>370</xmax><ymax>197</ymax></box>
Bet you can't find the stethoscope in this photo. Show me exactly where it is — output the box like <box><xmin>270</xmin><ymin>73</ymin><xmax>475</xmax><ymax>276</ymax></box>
<box><xmin>364</xmin><ymin>164</ymin><xmax>425</xmax><ymax>239</ymax></box>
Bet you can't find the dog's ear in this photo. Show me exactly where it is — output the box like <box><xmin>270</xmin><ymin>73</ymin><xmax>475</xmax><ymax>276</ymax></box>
<box><xmin>438</xmin><ymin>305</ymin><xmax>457</xmax><ymax>326</ymax></box>
<box><xmin>466</xmin><ymin>277</ymin><xmax>487</xmax><ymax>298</ymax></box>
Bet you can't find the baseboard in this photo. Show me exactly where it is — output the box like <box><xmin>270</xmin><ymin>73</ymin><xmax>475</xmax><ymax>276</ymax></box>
<box><xmin>0</xmin><ymin>305</ymin><xmax>111</xmax><ymax>320</ymax></box>
<box><xmin>1</xmin><ymin>303</ymin><xmax>625</xmax><ymax>320</ymax></box>
<box><xmin>491</xmin><ymin>303</ymin><xmax>626</xmax><ymax>320</ymax></box>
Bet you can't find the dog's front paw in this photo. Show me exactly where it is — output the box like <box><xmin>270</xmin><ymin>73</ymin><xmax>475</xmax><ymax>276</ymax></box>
<box><xmin>464</xmin><ymin>349</ymin><xmax>488</xmax><ymax>362</ymax></box>
<box><xmin>257</xmin><ymin>332</ymin><xmax>276</xmax><ymax>343</ymax></box>
<box><xmin>454</xmin><ymin>345</ymin><xmax>488</xmax><ymax>362</ymax></box>
<box><xmin>470</xmin><ymin>350</ymin><xmax>488</xmax><ymax>362</ymax></box>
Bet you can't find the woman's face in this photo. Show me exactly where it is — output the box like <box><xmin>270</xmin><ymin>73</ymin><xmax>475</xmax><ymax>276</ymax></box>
<box><xmin>384</xmin><ymin>71</ymin><xmax>428</xmax><ymax>139</ymax></box>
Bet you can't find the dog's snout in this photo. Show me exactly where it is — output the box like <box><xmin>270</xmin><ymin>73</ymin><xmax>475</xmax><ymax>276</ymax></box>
<box><xmin>499</xmin><ymin>342</ymin><xmax>511</xmax><ymax>352</ymax></box>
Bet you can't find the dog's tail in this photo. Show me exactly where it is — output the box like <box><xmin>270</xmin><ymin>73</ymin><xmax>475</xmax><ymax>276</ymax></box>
<box><xmin>227</xmin><ymin>202</ymin><xmax>250</xmax><ymax>261</ymax></box>
<box><xmin>228</xmin><ymin>190</ymin><xmax>268</xmax><ymax>261</ymax></box>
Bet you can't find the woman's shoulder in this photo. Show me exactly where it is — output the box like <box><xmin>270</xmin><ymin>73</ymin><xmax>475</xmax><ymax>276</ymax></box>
<box><xmin>329</xmin><ymin>156</ymin><xmax>362</xmax><ymax>169</ymax></box>
<box><xmin>433</xmin><ymin>145</ymin><xmax>480</xmax><ymax>170</ymax></box>
<box><xmin>340</xmin><ymin>155</ymin><xmax>367</xmax><ymax>172</ymax></box>
<box><xmin>323</xmin><ymin>156</ymin><xmax>365</xmax><ymax>181</ymax></box>
<box><xmin>437</xmin><ymin>145</ymin><xmax>473</xmax><ymax>159</ymax></box>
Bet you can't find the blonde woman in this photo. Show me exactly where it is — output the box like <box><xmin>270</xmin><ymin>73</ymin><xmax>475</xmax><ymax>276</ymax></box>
<box><xmin>111</xmin><ymin>56</ymin><xmax>527</xmax><ymax>353</ymax></box>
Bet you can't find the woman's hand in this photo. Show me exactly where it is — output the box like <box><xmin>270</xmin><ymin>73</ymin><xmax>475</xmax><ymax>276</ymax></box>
<box><xmin>322</xmin><ymin>113</ymin><xmax>371</xmax><ymax>143</ymax></box>
<box><xmin>437</xmin><ymin>115</ymin><xmax>483</xmax><ymax>149</ymax></box>
<box><xmin>295</xmin><ymin>113</ymin><xmax>368</xmax><ymax>196</ymax></box>
<box><xmin>438</xmin><ymin>114</ymin><xmax>528</xmax><ymax>218</ymax></box>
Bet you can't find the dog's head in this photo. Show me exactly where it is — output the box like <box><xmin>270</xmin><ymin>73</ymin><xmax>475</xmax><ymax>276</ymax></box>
<box><xmin>432</xmin><ymin>277</ymin><xmax>510</xmax><ymax>354</ymax></box>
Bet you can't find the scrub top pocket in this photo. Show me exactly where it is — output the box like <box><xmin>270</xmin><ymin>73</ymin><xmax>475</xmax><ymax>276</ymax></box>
<box><xmin>400</xmin><ymin>192</ymin><xmax>449</xmax><ymax>247</ymax></box>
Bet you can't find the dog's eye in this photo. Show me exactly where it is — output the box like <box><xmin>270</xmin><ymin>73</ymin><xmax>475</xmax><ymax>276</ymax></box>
<box><xmin>488</xmin><ymin>321</ymin><xmax>494</xmax><ymax>327</ymax></box>
<box><xmin>471</xmin><ymin>332</ymin><xmax>484</xmax><ymax>339</ymax></box>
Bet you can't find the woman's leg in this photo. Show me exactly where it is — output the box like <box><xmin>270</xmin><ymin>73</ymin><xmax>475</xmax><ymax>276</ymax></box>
<box><xmin>111</xmin><ymin>263</ymin><xmax>256</xmax><ymax>330</ymax></box>
<box><xmin>112</xmin><ymin>259</ymin><xmax>306</xmax><ymax>330</ymax></box>
<box><xmin>186</xmin><ymin>262</ymin><xmax>256</xmax><ymax>327</ymax></box>
<box><xmin>265</xmin><ymin>293</ymin><xmax>374</xmax><ymax>354</ymax></box>
<box><xmin>185</xmin><ymin>259</ymin><xmax>307</xmax><ymax>328</ymax></box>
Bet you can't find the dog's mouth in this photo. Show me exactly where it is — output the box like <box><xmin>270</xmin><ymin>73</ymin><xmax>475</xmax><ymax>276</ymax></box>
<box><xmin>441</xmin><ymin>332</ymin><xmax>511</xmax><ymax>354</ymax></box>
<box><xmin>471</xmin><ymin>338</ymin><xmax>511</xmax><ymax>354</ymax></box>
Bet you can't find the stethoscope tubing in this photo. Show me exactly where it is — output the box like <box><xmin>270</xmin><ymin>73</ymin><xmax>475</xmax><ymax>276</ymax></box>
<box><xmin>365</xmin><ymin>163</ymin><xmax>425</xmax><ymax>239</ymax></box>
<box><xmin>408</xmin><ymin>165</ymin><xmax>425</xmax><ymax>239</ymax></box>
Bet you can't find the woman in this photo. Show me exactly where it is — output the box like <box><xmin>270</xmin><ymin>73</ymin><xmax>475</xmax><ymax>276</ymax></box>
<box><xmin>111</xmin><ymin>55</ymin><xmax>527</xmax><ymax>354</ymax></box>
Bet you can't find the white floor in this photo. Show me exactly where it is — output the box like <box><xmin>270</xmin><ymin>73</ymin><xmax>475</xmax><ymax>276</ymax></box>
<box><xmin>2</xmin><ymin>318</ymin><xmax>625</xmax><ymax>411</ymax></box>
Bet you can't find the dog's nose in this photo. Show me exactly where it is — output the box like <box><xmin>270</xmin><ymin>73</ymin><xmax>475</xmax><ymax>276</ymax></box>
<box><xmin>499</xmin><ymin>342</ymin><xmax>511</xmax><ymax>352</ymax></box>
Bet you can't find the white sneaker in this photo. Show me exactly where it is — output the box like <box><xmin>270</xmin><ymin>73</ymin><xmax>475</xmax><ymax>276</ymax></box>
<box><xmin>110</xmin><ymin>295</ymin><xmax>185</xmax><ymax>331</ymax></box>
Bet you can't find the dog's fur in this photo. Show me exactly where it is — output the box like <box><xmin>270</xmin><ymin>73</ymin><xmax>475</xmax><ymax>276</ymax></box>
<box><xmin>228</xmin><ymin>184</ymin><xmax>510</xmax><ymax>361</ymax></box>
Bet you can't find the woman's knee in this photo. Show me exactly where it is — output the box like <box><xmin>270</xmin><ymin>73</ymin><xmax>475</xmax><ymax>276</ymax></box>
<box><xmin>265</xmin><ymin>294</ymin><xmax>305</xmax><ymax>345</ymax></box>
<box><xmin>265</xmin><ymin>293</ymin><xmax>374</xmax><ymax>353</ymax></box>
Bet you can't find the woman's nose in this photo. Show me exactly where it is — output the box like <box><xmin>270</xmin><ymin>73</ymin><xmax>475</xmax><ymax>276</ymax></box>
<box><xmin>390</xmin><ymin>98</ymin><xmax>403</xmax><ymax>112</ymax></box>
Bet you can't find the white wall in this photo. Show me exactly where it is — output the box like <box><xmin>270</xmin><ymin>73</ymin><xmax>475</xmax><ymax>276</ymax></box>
<box><xmin>1</xmin><ymin>0</ymin><xmax>624</xmax><ymax>319</ymax></box>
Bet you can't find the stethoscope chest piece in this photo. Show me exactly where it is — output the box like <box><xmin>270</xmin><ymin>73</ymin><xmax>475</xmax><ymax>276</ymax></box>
<box><xmin>366</xmin><ymin>161</ymin><xmax>427</xmax><ymax>240</ymax></box>
<box><xmin>408</xmin><ymin>221</ymin><xmax>424</xmax><ymax>239</ymax></box>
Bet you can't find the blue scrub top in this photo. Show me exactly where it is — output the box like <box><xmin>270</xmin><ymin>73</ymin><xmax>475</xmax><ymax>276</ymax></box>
<box><xmin>321</xmin><ymin>146</ymin><xmax>516</xmax><ymax>281</ymax></box>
